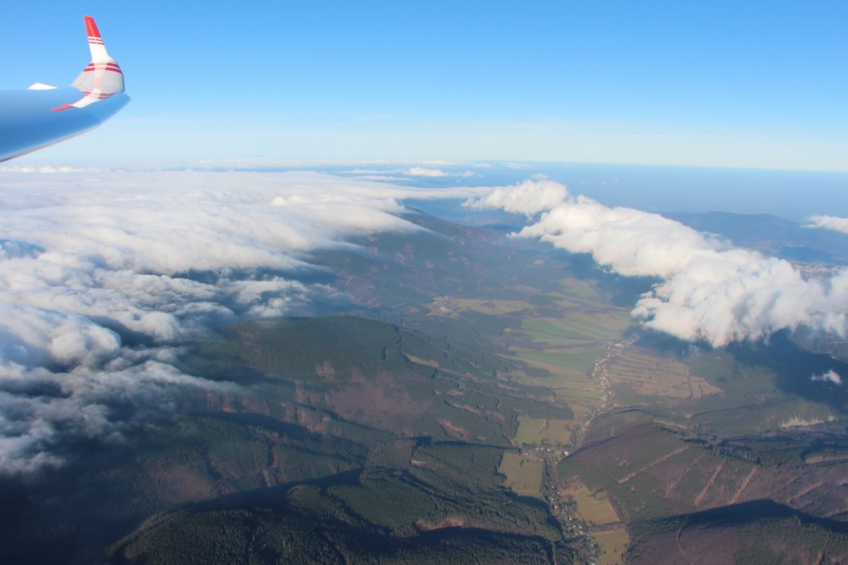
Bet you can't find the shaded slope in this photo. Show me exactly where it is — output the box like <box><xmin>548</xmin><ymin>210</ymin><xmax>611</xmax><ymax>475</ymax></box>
<box><xmin>629</xmin><ymin>500</ymin><xmax>848</xmax><ymax>565</ymax></box>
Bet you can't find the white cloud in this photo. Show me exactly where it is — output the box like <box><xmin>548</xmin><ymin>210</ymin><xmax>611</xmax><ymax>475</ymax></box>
<box><xmin>471</xmin><ymin>180</ymin><xmax>848</xmax><ymax>347</ymax></box>
<box><xmin>0</xmin><ymin>170</ymin><xmax>485</xmax><ymax>475</ymax></box>
<box><xmin>0</xmin><ymin>165</ymin><xmax>103</xmax><ymax>174</ymax></box>
<box><xmin>405</xmin><ymin>167</ymin><xmax>448</xmax><ymax>177</ymax></box>
<box><xmin>404</xmin><ymin>167</ymin><xmax>474</xmax><ymax>178</ymax></box>
<box><xmin>812</xmin><ymin>369</ymin><xmax>843</xmax><ymax>385</ymax></box>
<box><xmin>465</xmin><ymin>179</ymin><xmax>568</xmax><ymax>216</ymax></box>
<box><xmin>806</xmin><ymin>215</ymin><xmax>848</xmax><ymax>235</ymax></box>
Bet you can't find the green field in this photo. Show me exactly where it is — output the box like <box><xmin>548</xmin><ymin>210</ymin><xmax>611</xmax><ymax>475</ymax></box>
<box><xmin>563</xmin><ymin>480</ymin><xmax>620</xmax><ymax>526</ymax></box>
<box><xmin>514</xmin><ymin>416</ymin><xmax>575</xmax><ymax>446</ymax></box>
<box><xmin>593</xmin><ymin>528</ymin><xmax>630</xmax><ymax>565</ymax></box>
<box><xmin>499</xmin><ymin>452</ymin><xmax>545</xmax><ymax>497</ymax></box>
<box><xmin>521</xmin><ymin>315</ymin><xmax>627</xmax><ymax>342</ymax></box>
<box><xmin>517</xmin><ymin>347</ymin><xmax>605</xmax><ymax>374</ymax></box>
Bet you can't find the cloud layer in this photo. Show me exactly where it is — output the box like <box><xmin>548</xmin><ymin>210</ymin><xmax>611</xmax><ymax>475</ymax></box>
<box><xmin>467</xmin><ymin>181</ymin><xmax>848</xmax><ymax>346</ymax></box>
<box><xmin>0</xmin><ymin>170</ymin><xmax>481</xmax><ymax>475</ymax></box>
<box><xmin>806</xmin><ymin>215</ymin><xmax>848</xmax><ymax>235</ymax></box>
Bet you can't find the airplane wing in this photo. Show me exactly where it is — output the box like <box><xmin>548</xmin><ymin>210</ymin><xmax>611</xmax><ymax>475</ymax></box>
<box><xmin>0</xmin><ymin>16</ymin><xmax>130</xmax><ymax>162</ymax></box>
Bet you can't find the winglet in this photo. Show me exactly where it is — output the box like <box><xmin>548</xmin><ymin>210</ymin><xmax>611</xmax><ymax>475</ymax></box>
<box><xmin>53</xmin><ymin>16</ymin><xmax>125</xmax><ymax>111</ymax></box>
<box><xmin>83</xmin><ymin>16</ymin><xmax>110</xmax><ymax>62</ymax></box>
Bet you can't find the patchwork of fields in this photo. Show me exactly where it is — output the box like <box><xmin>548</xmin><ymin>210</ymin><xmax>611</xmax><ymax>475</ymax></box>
<box><xmin>8</xmin><ymin>210</ymin><xmax>848</xmax><ymax>565</ymax></box>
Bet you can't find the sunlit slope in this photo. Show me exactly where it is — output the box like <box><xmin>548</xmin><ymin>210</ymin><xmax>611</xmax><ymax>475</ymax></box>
<box><xmin>200</xmin><ymin>315</ymin><xmax>501</xmax><ymax>382</ymax></box>
<box><xmin>191</xmin><ymin>316</ymin><xmax>574</xmax><ymax>443</ymax></box>
<box><xmin>556</xmin><ymin>333</ymin><xmax>848</xmax><ymax>564</ymax></box>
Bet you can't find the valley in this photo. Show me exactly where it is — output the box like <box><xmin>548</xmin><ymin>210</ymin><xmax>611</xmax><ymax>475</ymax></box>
<box><xmin>2</xmin><ymin>208</ymin><xmax>847</xmax><ymax>565</ymax></box>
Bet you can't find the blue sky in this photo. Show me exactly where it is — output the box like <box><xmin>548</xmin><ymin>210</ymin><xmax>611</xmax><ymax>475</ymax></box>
<box><xmin>3</xmin><ymin>1</ymin><xmax>848</xmax><ymax>170</ymax></box>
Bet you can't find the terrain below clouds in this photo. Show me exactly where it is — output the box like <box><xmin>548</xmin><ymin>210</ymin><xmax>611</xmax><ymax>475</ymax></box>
<box><xmin>1</xmin><ymin>168</ymin><xmax>848</xmax><ymax>564</ymax></box>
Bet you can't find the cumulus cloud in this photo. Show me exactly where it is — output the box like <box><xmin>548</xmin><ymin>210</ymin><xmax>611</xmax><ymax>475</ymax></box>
<box><xmin>0</xmin><ymin>170</ymin><xmax>484</xmax><ymax>475</ymax></box>
<box><xmin>465</xmin><ymin>179</ymin><xmax>568</xmax><ymax>216</ymax></box>
<box><xmin>806</xmin><ymin>215</ymin><xmax>848</xmax><ymax>235</ymax></box>
<box><xmin>407</xmin><ymin>168</ymin><xmax>448</xmax><ymax>176</ymax></box>
<box><xmin>469</xmin><ymin>180</ymin><xmax>848</xmax><ymax>347</ymax></box>
<box><xmin>812</xmin><ymin>370</ymin><xmax>843</xmax><ymax>385</ymax></box>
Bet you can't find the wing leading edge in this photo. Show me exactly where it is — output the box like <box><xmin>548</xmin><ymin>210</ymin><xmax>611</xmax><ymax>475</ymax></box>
<box><xmin>0</xmin><ymin>16</ymin><xmax>130</xmax><ymax>162</ymax></box>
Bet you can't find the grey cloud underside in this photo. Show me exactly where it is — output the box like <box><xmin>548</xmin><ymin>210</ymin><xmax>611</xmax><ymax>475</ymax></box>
<box><xmin>0</xmin><ymin>171</ymin><xmax>486</xmax><ymax>475</ymax></box>
<box><xmin>466</xmin><ymin>180</ymin><xmax>848</xmax><ymax>347</ymax></box>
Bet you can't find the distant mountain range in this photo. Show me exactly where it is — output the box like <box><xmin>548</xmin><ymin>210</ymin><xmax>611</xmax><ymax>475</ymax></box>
<box><xmin>668</xmin><ymin>211</ymin><xmax>848</xmax><ymax>265</ymax></box>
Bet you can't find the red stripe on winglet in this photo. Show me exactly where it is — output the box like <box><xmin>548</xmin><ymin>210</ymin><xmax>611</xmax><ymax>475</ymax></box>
<box><xmin>52</xmin><ymin>104</ymin><xmax>74</xmax><ymax>111</ymax></box>
<box><xmin>82</xmin><ymin>67</ymin><xmax>122</xmax><ymax>74</ymax></box>
<box><xmin>84</xmin><ymin>16</ymin><xmax>101</xmax><ymax>39</ymax></box>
